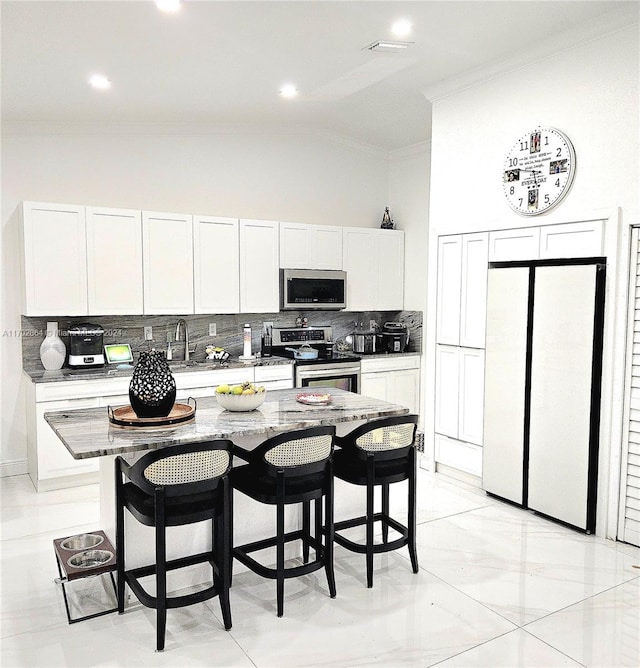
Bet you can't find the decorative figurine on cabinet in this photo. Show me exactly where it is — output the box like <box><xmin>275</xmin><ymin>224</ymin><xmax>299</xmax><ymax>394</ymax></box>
<box><xmin>381</xmin><ymin>207</ymin><xmax>394</xmax><ymax>229</ymax></box>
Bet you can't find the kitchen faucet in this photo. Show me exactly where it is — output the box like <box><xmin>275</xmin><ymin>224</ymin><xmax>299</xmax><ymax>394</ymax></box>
<box><xmin>175</xmin><ymin>318</ymin><xmax>190</xmax><ymax>362</ymax></box>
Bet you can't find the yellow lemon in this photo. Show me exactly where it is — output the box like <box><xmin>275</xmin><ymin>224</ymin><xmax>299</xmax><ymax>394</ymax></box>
<box><xmin>216</xmin><ymin>385</ymin><xmax>230</xmax><ymax>394</ymax></box>
<box><xmin>242</xmin><ymin>388</ymin><xmax>255</xmax><ymax>395</ymax></box>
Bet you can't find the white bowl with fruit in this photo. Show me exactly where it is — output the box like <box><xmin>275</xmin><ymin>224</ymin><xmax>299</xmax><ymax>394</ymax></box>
<box><xmin>215</xmin><ymin>382</ymin><xmax>266</xmax><ymax>411</ymax></box>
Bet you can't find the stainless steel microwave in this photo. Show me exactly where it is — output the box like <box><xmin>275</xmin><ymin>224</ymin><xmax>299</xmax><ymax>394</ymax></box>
<box><xmin>280</xmin><ymin>269</ymin><xmax>347</xmax><ymax>310</ymax></box>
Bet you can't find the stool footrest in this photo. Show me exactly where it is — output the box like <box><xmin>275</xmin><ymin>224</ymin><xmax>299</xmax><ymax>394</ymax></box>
<box><xmin>334</xmin><ymin>513</ymin><xmax>409</xmax><ymax>555</ymax></box>
<box><xmin>234</xmin><ymin>529</ymin><xmax>327</xmax><ymax>580</ymax></box>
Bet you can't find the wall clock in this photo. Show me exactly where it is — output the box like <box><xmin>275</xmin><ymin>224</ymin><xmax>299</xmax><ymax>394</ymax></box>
<box><xmin>502</xmin><ymin>127</ymin><xmax>576</xmax><ymax>216</ymax></box>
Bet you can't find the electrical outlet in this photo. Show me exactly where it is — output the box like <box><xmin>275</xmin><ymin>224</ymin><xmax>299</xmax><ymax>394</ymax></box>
<box><xmin>209</xmin><ymin>323</ymin><xmax>217</xmax><ymax>337</ymax></box>
<box><xmin>144</xmin><ymin>326</ymin><xmax>153</xmax><ymax>341</ymax></box>
<box><xmin>263</xmin><ymin>321</ymin><xmax>274</xmax><ymax>331</ymax></box>
<box><xmin>369</xmin><ymin>320</ymin><xmax>377</xmax><ymax>331</ymax></box>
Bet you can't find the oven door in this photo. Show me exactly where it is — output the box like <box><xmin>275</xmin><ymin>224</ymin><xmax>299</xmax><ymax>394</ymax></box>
<box><xmin>295</xmin><ymin>362</ymin><xmax>361</xmax><ymax>394</ymax></box>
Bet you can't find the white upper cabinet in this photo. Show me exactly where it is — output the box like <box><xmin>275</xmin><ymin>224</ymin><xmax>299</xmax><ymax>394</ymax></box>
<box><xmin>21</xmin><ymin>202</ymin><xmax>88</xmax><ymax>316</ymax></box>
<box><xmin>86</xmin><ymin>207</ymin><xmax>143</xmax><ymax>315</ymax></box>
<box><xmin>343</xmin><ymin>227</ymin><xmax>376</xmax><ymax>310</ymax></box>
<box><xmin>488</xmin><ymin>227</ymin><xmax>540</xmax><ymax>262</ymax></box>
<box><xmin>142</xmin><ymin>211</ymin><xmax>194</xmax><ymax>314</ymax></box>
<box><xmin>193</xmin><ymin>216</ymin><xmax>240</xmax><ymax>314</ymax></box>
<box><xmin>539</xmin><ymin>221</ymin><xmax>603</xmax><ymax>259</ymax></box>
<box><xmin>437</xmin><ymin>233</ymin><xmax>488</xmax><ymax>347</ymax></box>
<box><xmin>343</xmin><ymin>227</ymin><xmax>404</xmax><ymax>311</ymax></box>
<box><xmin>436</xmin><ymin>236</ymin><xmax>462</xmax><ymax>345</ymax></box>
<box><xmin>280</xmin><ymin>222</ymin><xmax>342</xmax><ymax>270</ymax></box>
<box><xmin>239</xmin><ymin>219</ymin><xmax>279</xmax><ymax>313</ymax></box>
<box><xmin>459</xmin><ymin>233</ymin><xmax>488</xmax><ymax>348</ymax></box>
<box><xmin>376</xmin><ymin>229</ymin><xmax>405</xmax><ymax>310</ymax></box>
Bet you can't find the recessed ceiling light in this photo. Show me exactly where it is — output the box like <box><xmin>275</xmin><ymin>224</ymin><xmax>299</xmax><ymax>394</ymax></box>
<box><xmin>365</xmin><ymin>40</ymin><xmax>413</xmax><ymax>53</ymax></box>
<box><xmin>391</xmin><ymin>19</ymin><xmax>413</xmax><ymax>37</ymax></box>
<box><xmin>89</xmin><ymin>74</ymin><xmax>111</xmax><ymax>90</ymax></box>
<box><xmin>156</xmin><ymin>0</ymin><xmax>181</xmax><ymax>13</ymax></box>
<box><xmin>279</xmin><ymin>84</ymin><xmax>298</xmax><ymax>99</ymax></box>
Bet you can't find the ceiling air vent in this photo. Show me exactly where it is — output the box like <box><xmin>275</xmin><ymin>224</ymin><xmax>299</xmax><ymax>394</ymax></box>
<box><xmin>365</xmin><ymin>40</ymin><xmax>413</xmax><ymax>53</ymax></box>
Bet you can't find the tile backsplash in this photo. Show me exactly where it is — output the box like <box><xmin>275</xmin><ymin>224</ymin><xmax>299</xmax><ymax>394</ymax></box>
<box><xmin>21</xmin><ymin>310</ymin><xmax>422</xmax><ymax>372</ymax></box>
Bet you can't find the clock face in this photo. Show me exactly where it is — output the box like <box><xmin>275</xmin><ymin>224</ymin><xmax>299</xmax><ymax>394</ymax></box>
<box><xmin>502</xmin><ymin>127</ymin><xmax>576</xmax><ymax>216</ymax></box>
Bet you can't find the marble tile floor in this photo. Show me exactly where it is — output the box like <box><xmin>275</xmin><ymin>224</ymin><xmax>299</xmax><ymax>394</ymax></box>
<box><xmin>1</xmin><ymin>469</ymin><xmax>638</xmax><ymax>667</ymax></box>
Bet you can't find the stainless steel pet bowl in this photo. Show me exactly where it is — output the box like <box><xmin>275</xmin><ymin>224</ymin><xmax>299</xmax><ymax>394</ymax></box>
<box><xmin>67</xmin><ymin>549</ymin><xmax>113</xmax><ymax>569</ymax></box>
<box><xmin>60</xmin><ymin>533</ymin><xmax>104</xmax><ymax>551</ymax></box>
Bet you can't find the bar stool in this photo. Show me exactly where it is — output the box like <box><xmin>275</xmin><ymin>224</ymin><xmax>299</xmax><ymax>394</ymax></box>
<box><xmin>333</xmin><ymin>415</ymin><xmax>419</xmax><ymax>588</ymax></box>
<box><xmin>231</xmin><ymin>425</ymin><xmax>336</xmax><ymax>617</ymax></box>
<box><xmin>115</xmin><ymin>440</ymin><xmax>233</xmax><ymax>651</ymax></box>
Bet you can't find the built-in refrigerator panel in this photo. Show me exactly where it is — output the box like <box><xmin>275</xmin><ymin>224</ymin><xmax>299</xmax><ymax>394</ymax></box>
<box><xmin>482</xmin><ymin>258</ymin><xmax>605</xmax><ymax>533</ymax></box>
<box><xmin>482</xmin><ymin>266</ymin><xmax>530</xmax><ymax>505</ymax></box>
<box><xmin>528</xmin><ymin>264</ymin><xmax>601</xmax><ymax>530</ymax></box>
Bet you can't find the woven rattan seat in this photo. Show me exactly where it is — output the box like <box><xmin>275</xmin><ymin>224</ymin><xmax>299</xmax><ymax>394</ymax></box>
<box><xmin>231</xmin><ymin>425</ymin><xmax>337</xmax><ymax>617</ymax></box>
<box><xmin>115</xmin><ymin>441</ymin><xmax>233</xmax><ymax>651</ymax></box>
<box><xmin>333</xmin><ymin>415</ymin><xmax>419</xmax><ymax>588</ymax></box>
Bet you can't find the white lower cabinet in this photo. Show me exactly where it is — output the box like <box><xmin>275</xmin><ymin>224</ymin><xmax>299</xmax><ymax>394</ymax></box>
<box><xmin>360</xmin><ymin>355</ymin><xmax>420</xmax><ymax>414</ymax></box>
<box><xmin>434</xmin><ymin>345</ymin><xmax>484</xmax><ymax>478</ymax></box>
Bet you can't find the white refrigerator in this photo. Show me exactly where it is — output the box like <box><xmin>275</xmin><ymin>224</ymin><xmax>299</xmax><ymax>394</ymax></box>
<box><xmin>482</xmin><ymin>259</ymin><xmax>605</xmax><ymax>532</ymax></box>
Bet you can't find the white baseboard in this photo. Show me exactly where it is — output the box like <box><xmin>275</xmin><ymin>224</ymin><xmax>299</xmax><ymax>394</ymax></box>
<box><xmin>0</xmin><ymin>459</ymin><xmax>28</xmax><ymax>478</ymax></box>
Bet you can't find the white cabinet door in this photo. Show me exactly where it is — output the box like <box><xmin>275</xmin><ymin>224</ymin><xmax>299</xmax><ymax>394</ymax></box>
<box><xmin>376</xmin><ymin>229</ymin><xmax>405</xmax><ymax>310</ymax></box>
<box><xmin>434</xmin><ymin>345</ymin><xmax>459</xmax><ymax>437</ymax></box>
<box><xmin>142</xmin><ymin>211</ymin><xmax>194</xmax><ymax>314</ymax></box>
<box><xmin>193</xmin><ymin>216</ymin><xmax>240</xmax><ymax>314</ymax></box>
<box><xmin>459</xmin><ymin>233</ymin><xmax>488</xmax><ymax>348</ymax></box>
<box><xmin>392</xmin><ymin>368</ymin><xmax>420</xmax><ymax>414</ymax></box>
<box><xmin>21</xmin><ymin>202</ymin><xmax>87</xmax><ymax>316</ymax></box>
<box><xmin>36</xmin><ymin>398</ymin><xmax>100</xmax><ymax>485</ymax></box>
<box><xmin>279</xmin><ymin>222</ymin><xmax>310</xmax><ymax>268</ymax></box>
<box><xmin>458</xmin><ymin>348</ymin><xmax>485</xmax><ymax>445</ymax></box>
<box><xmin>436</xmin><ymin>236</ymin><xmax>462</xmax><ymax>345</ymax></box>
<box><xmin>239</xmin><ymin>219</ymin><xmax>279</xmax><ymax>313</ymax></box>
<box><xmin>343</xmin><ymin>227</ymin><xmax>376</xmax><ymax>310</ymax></box>
<box><xmin>360</xmin><ymin>372</ymin><xmax>390</xmax><ymax>403</ymax></box>
<box><xmin>280</xmin><ymin>222</ymin><xmax>343</xmax><ymax>270</ymax></box>
<box><xmin>539</xmin><ymin>221</ymin><xmax>603</xmax><ymax>259</ymax></box>
<box><xmin>314</xmin><ymin>225</ymin><xmax>343</xmax><ymax>270</ymax></box>
<box><xmin>86</xmin><ymin>207</ymin><xmax>143</xmax><ymax>315</ymax></box>
<box><xmin>488</xmin><ymin>227</ymin><xmax>540</xmax><ymax>261</ymax></box>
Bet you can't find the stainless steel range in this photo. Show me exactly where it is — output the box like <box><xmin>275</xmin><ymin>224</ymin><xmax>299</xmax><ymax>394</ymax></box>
<box><xmin>271</xmin><ymin>326</ymin><xmax>361</xmax><ymax>393</ymax></box>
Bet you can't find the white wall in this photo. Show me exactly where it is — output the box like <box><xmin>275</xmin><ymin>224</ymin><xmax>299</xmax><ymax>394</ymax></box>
<box><xmin>425</xmin><ymin>25</ymin><xmax>639</xmax><ymax>538</ymax></box>
<box><xmin>389</xmin><ymin>141</ymin><xmax>431</xmax><ymax>313</ymax></box>
<box><xmin>0</xmin><ymin>128</ymin><xmax>391</xmax><ymax>473</ymax></box>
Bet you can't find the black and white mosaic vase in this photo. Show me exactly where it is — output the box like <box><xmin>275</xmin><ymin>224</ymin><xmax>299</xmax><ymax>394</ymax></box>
<box><xmin>129</xmin><ymin>350</ymin><xmax>177</xmax><ymax>418</ymax></box>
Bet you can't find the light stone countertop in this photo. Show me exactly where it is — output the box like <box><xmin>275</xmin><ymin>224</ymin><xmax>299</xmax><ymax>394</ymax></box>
<box><xmin>24</xmin><ymin>356</ymin><xmax>295</xmax><ymax>383</ymax></box>
<box><xmin>44</xmin><ymin>387</ymin><xmax>409</xmax><ymax>460</ymax></box>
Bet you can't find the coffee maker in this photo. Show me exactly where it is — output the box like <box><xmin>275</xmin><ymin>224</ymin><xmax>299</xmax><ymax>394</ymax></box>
<box><xmin>68</xmin><ymin>324</ymin><xmax>105</xmax><ymax>368</ymax></box>
<box><xmin>379</xmin><ymin>322</ymin><xmax>409</xmax><ymax>353</ymax></box>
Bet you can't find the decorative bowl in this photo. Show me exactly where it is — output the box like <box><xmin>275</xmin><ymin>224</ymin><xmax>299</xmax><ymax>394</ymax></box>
<box><xmin>216</xmin><ymin>391</ymin><xmax>266</xmax><ymax>412</ymax></box>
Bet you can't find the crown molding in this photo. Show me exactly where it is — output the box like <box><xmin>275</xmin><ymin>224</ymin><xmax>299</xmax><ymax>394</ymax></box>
<box><xmin>422</xmin><ymin>6</ymin><xmax>638</xmax><ymax>102</ymax></box>
<box><xmin>388</xmin><ymin>140</ymin><xmax>431</xmax><ymax>163</ymax></box>
<box><xmin>1</xmin><ymin>120</ymin><xmax>390</xmax><ymax>158</ymax></box>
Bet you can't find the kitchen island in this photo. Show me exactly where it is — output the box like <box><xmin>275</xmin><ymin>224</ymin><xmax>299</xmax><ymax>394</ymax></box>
<box><xmin>45</xmin><ymin>388</ymin><xmax>410</xmax><ymax>572</ymax></box>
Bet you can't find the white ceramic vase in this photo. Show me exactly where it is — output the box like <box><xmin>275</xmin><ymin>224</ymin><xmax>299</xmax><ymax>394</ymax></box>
<box><xmin>39</xmin><ymin>321</ymin><xmax>66</xmax><ymax>370</ymax></box>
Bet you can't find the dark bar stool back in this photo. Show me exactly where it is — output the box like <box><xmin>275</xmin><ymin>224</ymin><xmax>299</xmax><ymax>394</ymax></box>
<box><xmin>232</xmin><ymin>425</ymin><xmax>337</xmax><ymax>617</ymax></box>
<box><xmin>115</xmin><ymin>440</ymin><xmax>233</xmax><ymax>651</ymax></box>
<box><xmin>333</xmin><ymin>414</ymin><xmax>419</xmax><ymax>588</ymax></box>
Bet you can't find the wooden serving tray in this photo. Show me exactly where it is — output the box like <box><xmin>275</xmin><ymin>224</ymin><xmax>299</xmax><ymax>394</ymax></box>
<box><xmin>108</xmin><ymin>400</ymin><xmax>196</xmax><ymax>429</ymax></box>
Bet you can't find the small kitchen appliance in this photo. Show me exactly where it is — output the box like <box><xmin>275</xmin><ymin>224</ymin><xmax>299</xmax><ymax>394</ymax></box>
<box><xmin>379</xmin><ymin>322</ymin><xmax>409</xmax><ymax>353</ymax></box>
<box><xmin>352</xmin><ymin>329</ymin><xmax>378</xmax><ymax>355</ymax></box>
<box><xmin>68</xmin><ymin>324</ymin><xmax>105</xmax><ymax>368</ymax></box>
